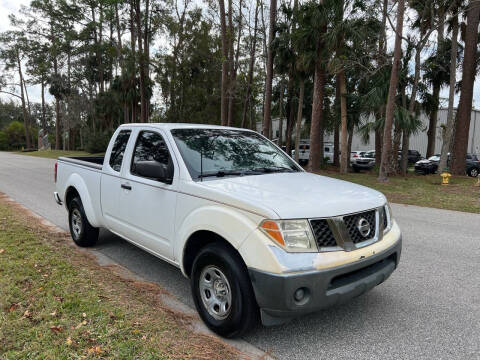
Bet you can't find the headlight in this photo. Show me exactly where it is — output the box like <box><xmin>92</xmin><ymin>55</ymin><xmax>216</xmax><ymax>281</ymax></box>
<box><xmin>259</xmin><ymin>219</ymin><xmax>317</xmax><ymax>252</ymax></box>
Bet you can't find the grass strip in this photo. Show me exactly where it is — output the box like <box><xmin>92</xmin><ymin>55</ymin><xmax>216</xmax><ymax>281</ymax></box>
<box><xmin>0</xmin><ymin>194</ymin><xmax>239</xmax><ymax>359</ymax></box>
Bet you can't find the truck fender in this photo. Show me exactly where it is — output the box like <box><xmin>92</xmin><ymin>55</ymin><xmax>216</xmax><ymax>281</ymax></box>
<box><xmin>175</xmin><ymin>205</ymin><xmax>262</xmax><ymax>275</ymax></box>
<box><xmin>64</xmin><ymin>173</ymin><xmax>100</xmax><ymax>228</ymax></box>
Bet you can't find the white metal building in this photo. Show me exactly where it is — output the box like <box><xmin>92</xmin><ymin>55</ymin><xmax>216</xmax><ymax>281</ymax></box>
<box><xmin>351</xmin><ymin>108</ymin><xmax>480</xmax><ymax>156</ymax></box>
<box><xmin>258</xmin><ymin>108</ymin><xmax>480</xmax><ymax>156</ymax></box>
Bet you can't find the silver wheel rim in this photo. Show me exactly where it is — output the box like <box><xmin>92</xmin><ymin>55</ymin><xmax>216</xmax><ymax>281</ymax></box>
<box><xmin>199</xmin><ymin>266</ymin><xmax>232</xmax><ymax>320</ymax></box>
<box><xmin>471</xmin><ymin>169</ymin><xmax>478</xmax><ymax>177</ymax></box>
<box><xmin>71</xmin><ymin>209</ymin><xmax>82</xmax><ymax>239</ymax></box>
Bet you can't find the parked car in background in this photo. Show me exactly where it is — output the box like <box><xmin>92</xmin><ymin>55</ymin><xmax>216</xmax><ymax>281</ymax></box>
<box><xmin>54</xmin><ymin>124</ymin><xmax>402</xmax><ymax>337</ymax></box>
<box><xmin>414</xmin><ymin>153</ymin><xmax>480</xmax><ymax>177</ymax></box>
<box><xmin>291</xmin><ymin>141</ymin><xmax>334</xmax><ymax>165</ymax></box>
<box><xmin>352</xmin><ymin>151</ymin><xmax>376</xmax><ymax>172</ymax></box>
<box><xmin>291</xmin><ymin>142</ymin><xmax>310</xmax><ymax>165</ymax></box>
<box><xmin>350</xmin><ymin>151</ymin><xmax>365</xmax><ymax>163</ymax></box>
<box><xmin>398</xmin><ymin>150</ymin><xmax>422</xmax><ymax>164</ymax></box>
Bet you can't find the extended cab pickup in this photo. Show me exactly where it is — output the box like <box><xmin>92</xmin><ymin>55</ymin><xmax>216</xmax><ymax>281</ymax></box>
<box><xmin>54</xmin><ymin>124</ymin><xmax>402</xmax><ymax>337</ymax></box>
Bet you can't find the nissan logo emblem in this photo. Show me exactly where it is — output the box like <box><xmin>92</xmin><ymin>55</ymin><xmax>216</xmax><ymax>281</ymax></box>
<box><xmin>357</xmin><ymin>218</ymin><xmax>371</xmax><ymax>238</ymax></box>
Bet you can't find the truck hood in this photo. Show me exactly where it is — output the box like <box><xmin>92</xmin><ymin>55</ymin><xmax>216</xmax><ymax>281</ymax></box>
<box><xmin>197</xmin><ymin>172</ymin><xmax>386</xmax><ymax>219</ymax></box>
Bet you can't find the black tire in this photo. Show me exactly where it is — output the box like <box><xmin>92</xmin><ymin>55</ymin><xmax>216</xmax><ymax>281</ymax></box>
<box><xmin>68</xmin><ymin>196</ymin><xmax>99</xmax><ymax>247</ymax></box>
<box><xmin>352</xmin><ymin>166</ymin><xmax>360</xmax><ymax>173</ymax></box>
<box><xmin>190</xmin><ymin>242</ymin><xmax>258</xmax><ymax>338</ymax></box>
<box><xmin>467</xmin><ymin>167</ymin><xmax>479</xmax><ymax>178</ymax></box>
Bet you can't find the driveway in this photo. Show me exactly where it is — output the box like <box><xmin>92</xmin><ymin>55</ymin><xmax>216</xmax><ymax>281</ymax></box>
<box><xmin>0</xmin><ymin>151</ymin><xmax>478</xmax><ymax>359</ymax></box>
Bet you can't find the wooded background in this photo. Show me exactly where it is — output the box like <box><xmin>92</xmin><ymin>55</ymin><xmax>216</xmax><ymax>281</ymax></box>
<box><xmin>0</xmin><ymin>0</ymin><xmax>479</xmax><ymax>180</ymax></box>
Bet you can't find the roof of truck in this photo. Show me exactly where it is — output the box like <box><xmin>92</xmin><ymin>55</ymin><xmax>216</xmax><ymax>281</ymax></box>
<box><xmin>119</xmin><ymin>123</ymin><xmax>255</xmax><ymax>132</ymax></box>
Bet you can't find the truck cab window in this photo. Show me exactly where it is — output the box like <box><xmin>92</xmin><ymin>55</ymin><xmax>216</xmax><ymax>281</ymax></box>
<box><xmin>131</xmin><ymin>131</ymin><xmax>171</xmax><ymax>176</ymax></box>
<box><xmin>109</xmin><ymin>130</ymin><xmax>131</xmax><ymax>172</ymax></box>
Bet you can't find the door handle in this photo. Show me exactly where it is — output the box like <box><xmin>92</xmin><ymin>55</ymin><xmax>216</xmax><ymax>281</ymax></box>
<box><xmin>121</xmin><ymin>183</ymin><xmax>132</xmax><ymax>190</ymax></box>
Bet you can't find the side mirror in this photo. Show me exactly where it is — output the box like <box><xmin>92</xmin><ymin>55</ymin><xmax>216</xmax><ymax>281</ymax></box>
<box><xmin>135</xmin><ymin>160</ymin><xmax>173</xmax><ymax>184</ymax></box>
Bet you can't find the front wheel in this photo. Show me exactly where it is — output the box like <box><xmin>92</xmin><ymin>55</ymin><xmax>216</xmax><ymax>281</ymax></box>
<box><xmin>68</xmin><ymin>196</ymin><xmax>99</xmax><ymax>247</ymax></box>
<box><xmin>191</xmin><ymin>242</ymin><xmax>258</xmax><ymax>337</ymax></box>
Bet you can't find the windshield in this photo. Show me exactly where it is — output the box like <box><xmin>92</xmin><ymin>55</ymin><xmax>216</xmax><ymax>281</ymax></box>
<box><xmin>171</xmin><ymin>128</ymin><xmax>301</xmax><ymax>180</ymax></box>
<box><xmin>428</xmin><ymin>156</ymin><xmax>440</xmax><ymax>161</ymax></box>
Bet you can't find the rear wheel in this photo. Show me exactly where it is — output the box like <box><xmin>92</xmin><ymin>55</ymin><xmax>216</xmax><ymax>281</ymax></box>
<box><xmin>68</xmin><ymin>196</ymin><xmax>99</xmax><ymax>247</ymax></box>
<box><xmin>468</xmin><ymin>167</ymin><xmax>479</xmax><ymax>177</ymax></box>
<box><xmin>191</xmin><ymin>242</ymin><xmax>258</xmax><ymax>338</ymax></box>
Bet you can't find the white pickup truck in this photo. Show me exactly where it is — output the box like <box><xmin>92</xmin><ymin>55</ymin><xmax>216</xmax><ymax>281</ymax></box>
<box><xmin>54</xmin><ymin>123</ymin><xmax>402</xmax><ymax>337</ymax></box>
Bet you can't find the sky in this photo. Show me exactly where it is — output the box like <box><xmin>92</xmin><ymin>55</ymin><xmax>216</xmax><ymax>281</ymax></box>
<box><xmin>0</xmin><ymin>0</ymin><xmax>478</xmax><ymax>109</ymax></box>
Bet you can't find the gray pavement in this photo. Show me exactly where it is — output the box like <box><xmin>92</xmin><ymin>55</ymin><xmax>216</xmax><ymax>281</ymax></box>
<box><xmin>0</xmin><ymin>151</ymin><xmax>479</xmax><ymax>359</ymax></box>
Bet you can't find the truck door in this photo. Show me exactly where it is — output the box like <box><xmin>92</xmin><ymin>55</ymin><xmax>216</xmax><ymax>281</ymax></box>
<box><xmin>116</xmin><ymin>129</ymin><xmax>177</xmax><ymax>261</ymax></box>
<box><xmin>100</xmin><ymin>129</ymin><xmax>133</xmax><ymax>232</ymax></box>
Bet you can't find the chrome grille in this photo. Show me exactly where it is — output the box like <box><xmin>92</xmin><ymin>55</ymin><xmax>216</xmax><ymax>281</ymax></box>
<box><xmin>343</xmin><ymin>210</ymin><xmax>376</xmax><ymax>244</ymax></box>
<box><xmin>310</xmin><ymin>219</ymin><xmax>337</xmax><ymax>248</ymax></box>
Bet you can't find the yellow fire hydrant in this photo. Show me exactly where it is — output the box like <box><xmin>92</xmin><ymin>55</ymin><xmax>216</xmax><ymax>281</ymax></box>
<box><xmin>440</xmin><ymin>170</ymin><xmax>451</xmax><ymax>185</ymax></box>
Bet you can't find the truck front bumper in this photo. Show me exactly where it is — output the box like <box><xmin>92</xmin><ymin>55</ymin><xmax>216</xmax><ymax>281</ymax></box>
<box><xmin>248</xmin><ymin>237</ymin><xmax>401</xmax><ymax>326</ymax></box>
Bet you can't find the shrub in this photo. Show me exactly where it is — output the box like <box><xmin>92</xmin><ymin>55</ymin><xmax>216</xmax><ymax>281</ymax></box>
<box><xmin>4</xmin><ymin>121</ymin><xmax>25</xmax><ymax>150</ymax></box>
<box><xmin>85</xmin><ymin>130</ymin><xmax>112</xmax><ymax>153</ymax></box>
<box><xmin>0</xmin><ymin>131</ymin><xmax>8</xmax><ymax>150</ymax></box>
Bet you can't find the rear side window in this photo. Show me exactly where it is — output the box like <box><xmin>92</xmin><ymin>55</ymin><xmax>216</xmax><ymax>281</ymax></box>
<box><xmin>131</xmin><ymin>131</ymin><xmax>170</xmax><ymax>176</ymax></box>
<box><xmin>109</xmin><ymin>130</ymin><xmax>131</xmax><ymax>172</ymax></box>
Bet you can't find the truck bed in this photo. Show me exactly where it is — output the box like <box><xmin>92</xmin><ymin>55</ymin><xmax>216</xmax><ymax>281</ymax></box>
<box><xmin>58</xmin><ymin>156</ymin><xmax>104</xmax><ymax>170</ymax></box>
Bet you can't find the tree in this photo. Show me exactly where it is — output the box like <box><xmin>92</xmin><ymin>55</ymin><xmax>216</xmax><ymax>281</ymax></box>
<box><xmin>451</xmin><ymin>0</ymin><xmax>480</xmax><ymax>175</ymax></box>
<box><xmin>308</xmin><ymin>1</ymin><xmax>327</xmax><ymax>173</ymax></box>
<box><xmin>0</xmin><ymin>30</ymin><xmax>31</xmax><ymax>149</ymax></box>
<box><xmin>439</xmin><ymin>3</ymin><xmax>460</xmax><ymax>172</ymax></box>
<box><xmin>378</xmin><ymin>0</ymin><xmax>405</xmax><ymax>182</ymax></box>
<box><xmin>219</xmin><ymin>0</ymin><xmax>229</xmax><ymax>126</ymax></box>
<box><xmin>262</xmin><ymin>0</ymin><xmax>277</xmax><ymax>139</ymax></box>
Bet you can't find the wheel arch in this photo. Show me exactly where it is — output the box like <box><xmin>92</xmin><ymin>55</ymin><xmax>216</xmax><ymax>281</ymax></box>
<box><xmin>64</xmin><ymin>173</ymin><xmax>100</xmax><ymax>227</ymax></box>
<box><xmin>182</xmin><ymin>230</ymin><xmax>249</xmax><ymax>278</ymax></box>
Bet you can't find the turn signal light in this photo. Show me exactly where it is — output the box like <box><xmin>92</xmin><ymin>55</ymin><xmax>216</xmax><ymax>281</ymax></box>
<box><xmin>260</xmin><ymin>220</ymin><xmax>285</xmax><ymax>246</ymax></box>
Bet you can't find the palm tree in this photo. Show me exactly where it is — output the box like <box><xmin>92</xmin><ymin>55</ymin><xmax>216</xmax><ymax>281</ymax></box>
<box><xmin>451</xmin><ymin>0</ymin><xmax>479</xmax><ymax>174</ymax></box>
<box><xmin>379</xmin><ymin>0</ymin><xmax>405</xmax><ymax>182</ymax></box>
<box><xmin>439</xmin><ymin>1</ymin><xmax>461</xmax><ymax>172</ymax></box>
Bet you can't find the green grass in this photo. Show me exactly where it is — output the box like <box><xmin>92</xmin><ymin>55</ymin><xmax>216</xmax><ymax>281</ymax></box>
<box><xmin>16</xmin><ymin>150</ymin><xmax>104</xmax><ymax>159</ymax></box>
<box><xmin>0</xmin><ymin>196</ymin><xmax>237</xmax><ymax>360</ymax></box>
<box><xmin>317</xmin><ymin>169</ymin><xmax>480</xmax><ymax>214</ymax></box>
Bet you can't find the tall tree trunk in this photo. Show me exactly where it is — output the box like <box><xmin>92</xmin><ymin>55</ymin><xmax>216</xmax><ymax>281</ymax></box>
<box><xmin>241</xmin><ymin>1</ymin><xmax>258</xmax><ymax>128</ymax></box>
<box><xmin>333</xmin><ymin>76</ymin><xmax>340</xmax><ymax>166</ymax></box>
<box><xmin>339</xmin><ymin>68</ymin><xmax>348</xmax><ymax>173</ymax></box>
<box><xmin>285</xmin><ymin>76</ymin><xmax>295</xmax><ymax>154</ymax></box>
<box><xmin>347</xmin><ymin>126</ymin><xmax>353</xmax><ymax>168</ymax></box>
<box><xmin>135</xmin><ymin>0</ymin><xmax>147</xmax><ymax>122</ymax></box>
<box><xmin>41</xmin><ymin>78</ymin><xmax>46</xmax><ymax>132</ymax></box>
<box><xmin>378</xmin><ymin>0</ymin><xmax>405</xmax><ymax>181</ymax></box>
<box><xmin>439</xmin><ymin>11</ymin><xmax>459</xmax><ymax>172</ymax></box>
<box><xmin>263</xmin><ymin>0</ymin><xmax>277</xmax><ymax>139</ymax></box>
<box><xmin>144</xmin><ymin>0</ymin><xmax>150</xmax><ymax>119</ymax></box>
<box><xmin>451</xmin><ymin>0</ymin><xmax>480</xmax><ymax>175</ymax></box>
<box><xmin>16</xmin><ymin>50</ymin><xmax>30</xmax><ymax>150</ymax></box>
<box><xmin>115</xmin><ymin>2</ymin><xmax>124</xmax><ymax>70</ymax></box>
<box><xmin>309</xmin><ymin>27</ymin><xmax>327</xmax><ymax>172</ymax></box>
<box><xmin>400</xmin><ymin>129</ymin><xmax>410</xmax><ymax>175</ymax></box>
<box><xmin>278</xmin><ymin>80</ymin><xmax>284</xmax><ymax>144</ymax></box>
<box><xmin>219</xmin><ymin>0</ymin><xmax>229</xmax><ymax>126</ymax></box>
<box><xmin>400</xmin><ymin>40</ymin><xmax>422</xmax><ymax>175</ymax></box>
<box><xmin>227</xmin><ymin>0</ymin><xmax>241</xmax><ymax>126</ymax></box>
<box><xmin>294</xmin><ymin>79</ymin><xmax>305</xmax><ymax>163</ymax></box>
<box><xmin>426</xmin><ymin>11</ymin><xmax>445</xmax><ymax>158</ymax></box>
<box><xmin>99</xmin><ymin>3</ymin><xmax>105</xmax><ymax>93</ymax></box>
<box><xmin>130</xmin><ymin>0</ymin><xmax>136</xmax><ymax>122</ymax></box>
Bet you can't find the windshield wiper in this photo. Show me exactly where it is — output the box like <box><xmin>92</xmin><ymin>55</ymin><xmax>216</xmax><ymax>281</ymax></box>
<box><xmin>250</xmin><ymin>166</ymin><xmax>297</xmax><ymax>173</ymax></box>
<box><xmin>197</xmin><ymin>170</ymin><xmax>244</xmax><ymax>179</ymax></box>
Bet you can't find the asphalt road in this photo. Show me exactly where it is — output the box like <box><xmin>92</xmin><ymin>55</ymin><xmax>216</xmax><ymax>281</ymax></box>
<box><xmin>0</xmin><ymin>151</ymin><xmax>479</xmax><ymax>359</ymax></box>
